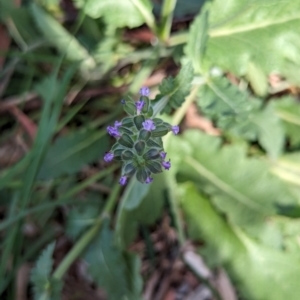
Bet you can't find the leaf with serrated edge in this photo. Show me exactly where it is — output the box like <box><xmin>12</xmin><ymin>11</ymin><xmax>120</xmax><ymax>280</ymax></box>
<box><xmin>154</xmin><ymin>63</ymin><xmax>194</xmax><ymax>114</ymax></box>
<box><xmin>180</xmin><ymin>182</ymin><xmax>300</xmax><ymax>300</ymax></box>
<box><xmin>169</xmin><ymin>130</ymin><xmax>296</xmax><ymax>238</ymax></box>
<box><xmin>199</xmin><ymin>77</ymin><xmax>284</xmax><ymax>158</ymax></box>
<box><xmin>30</xmin><ymin>242</ymin><xmax>62</xmax><ymax>300</ymax></box>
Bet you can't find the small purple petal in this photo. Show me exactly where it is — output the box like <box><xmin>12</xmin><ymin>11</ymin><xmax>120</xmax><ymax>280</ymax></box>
<box><xmin>104</xmin><ymin>152</ymin><xmax>114</xmax><ymax>162</ymax></box>
<box><xmin>107</xmin><ymin>126</ymin><xmax>121</xmax><ymax>138</ymax></box>
<box><xmin>139</xmin><ymin>87</ymin><xmax>150</xmax><ymax>97</ymax></box>
<box><xmin>162</xmin><ymin>160</ymin><xmax>171</xmax><ymax>170</ymax></box>
<box><xmin>119</xmin><ymin>176</ymin><xmax>127</xmax><ymax>186</ymax></box>
<box><xmin>145</xmin><ymin>177</ymin><xmax>153</xmax><ymax>184</ymax></box>
<box><xmin>160</xmin><ymin>152</ymin><xmax>167</xmax><ymax>159</ymax></box>
<box><xmin>142</xmin><ymin>119</ymin><xmax>156</xmax><ymax>132</ymax></box>
<box><xmin>135</xmin><ymin>100</ymin><xmax>145</xmax><ymax>114</ymax></box>
<box><xmin>121</xmin><ymin>99</ymin><xmax>126</xmax><ymax>105</ymax></box>
<box><xmin>114</xmin><ymin>120</ymin><xmax>122</xmax><ymax>128</ymax></box>
<box><xmin>171</xmin><ymin>125</ymin><xmax>179</xmax><ymax>135</ymax></box>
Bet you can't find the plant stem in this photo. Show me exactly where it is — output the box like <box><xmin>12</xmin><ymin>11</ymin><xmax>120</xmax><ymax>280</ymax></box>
<box><xmin>169</xmin><ymin>31</ymin><xmax>188</xmax><ymax>46</ymax></box>
<box><xmin>163</xmin><ymin>86</ymin><xmax>200</xmax><ymax>246</ymax></box>
<box><xmin>52</xmin><ymin>183</ymin><xmax>121</xmax><ymax>280</ymax></box>
<box><xmin>159</xmin><ymin>0</ymin><xmax>177</xmax><ymax>42</ymax></box>
<box><xmin>129</xmin><ymin>0</ymin><xmax>157</xmax><ymax>34</ymax></box>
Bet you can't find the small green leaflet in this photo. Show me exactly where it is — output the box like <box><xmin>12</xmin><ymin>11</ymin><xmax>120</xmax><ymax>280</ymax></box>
<box><xmin>154</xmin><ymin>63</ymin><xmax>194</xmax><ymax>114</ymax></box>
<box><xmin>30</xmin><ymin>242</ymin><xmax>62</xmax><ymax>300</ymax></box>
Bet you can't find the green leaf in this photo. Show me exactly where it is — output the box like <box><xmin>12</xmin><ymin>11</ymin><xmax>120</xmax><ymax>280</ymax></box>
<box><xmin>271</xmin><ymin>152</ymin><xmax>300</xmax><ymax>189</ymax></box>
<box><xmin>246</xmin><ymin>61</ymin><xmax>268</xmax><ymax>97</ymax></box>
<box><xmin>275</xmin><ymin>97</ymin><xmax>300</xmax><ymax>147</ymax></box>
<box><xmin>115</xmin><ymin>174</ymin><xmax>165</xmax><ymax>249</ymax></box>
<box><xmin>30</xmin><ymin>242</ymin><xmax>62</xmax><ymax>300</ymax></box>
<box><xmin>205</xmin><ymin>0</ymin><xmax>300</xmax><ymax>84</ymax></box>
<box><xmin>253</xmin><ymin>104</ymin><xmax>284</xmax><ymax>159</ymax></box>
<box><xmin>37</xmin><ymin>129</ymin><xmax>108</xmax><ymax>180</ymax></box>
<box><xmin>80</xmin><ymin>0</ymin><xmax>153</xmax><ymax>29</ymax></box>
<box><xmin>198</xmin><ymin>77</ymin><xmax>284</xmax><ymax>158</ymax></box>
<box><xmin>180</xmin><ymin>182</ymin><xmax>300</xmax><ymax>300</ymax></box>
<box><xmin>30</xmin><ymin>3</ymin><xmax>96</xmax><ymax>73</ymax></box>
<box><xmin>66</xmin><ymin>201</ymin><xmax>102</xmax><ymax>240</ymax></box>
<box><xmin>92</xmin><ymin>26</ymin><xmax>133</xmax><ymax>74</ymax></box>
<box><xmin>199</xmin><ymin>76</ymin><xmax>253</xmax><ymax>120</ymax></box>
<box><xmin>184</xmin><ymin>9</ymin><xmax>209</xmax><ymax>73</ymax></box>
<box><xmin>83</xmin><ymin>222</ymin><xmax>143</xmax><ymax>300</ymax></box>
<box><xmin>154</xmin><ymin>63</ymin><xmax>194</xmax><ymax>114</ymax></box>
<box><xmin>170</xmin><ymin>130</ymin><xmax>296</xmax><ymax>238</ymax></box>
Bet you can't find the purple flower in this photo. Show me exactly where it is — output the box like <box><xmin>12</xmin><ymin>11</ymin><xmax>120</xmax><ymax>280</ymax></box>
<box><xmin>145</xmin><ymin>177</ymin><xmax>153</xmax><ymax>184</ymax></box>
<box><xmin>135</xmin><ymin>100</ymin><xmax>145</xmax><ymax>114</ymax></box>
<box><xmin>119</xmin><ymin>176</ymin><xmax>127</xmax><ymax>186</ymax></box>
<box><xmin>162</xmin><ymin>160</ymin><xmax>171</xmax><ymax>170</ymax></box>
<box><xmin>142</xmin><ymin>119</ymin><xmax>156</xmax><ymax>131</ymax></box>
<box><xmin>171</xmin><ymin>125</ymin><xmax>179</xmax><ymax>135</ymax></box>
<box><xmin>121</xmin><ymin>99</ymin><xmax>126</xmax><ymax>104</ymax></box>
<box><xmin>107</xmin><ymin>126</ymin><xmax>121</xmax><ymax>138</ymax></box>
<box><xmin>104</xmin><ymin>152</ymin><xmax>114</xmax><ymax>162</ymax></box>
<box><xmin>114</xmin><ymin>120</ymin><xmax>122</xmax><ymax>128</ymax></box>
<box><xmin>160</xmin><ymin>152</ymin><xmax>167</xmax><ymax>159</ymax></box>
<box><xmin>139</xmin><ymin>87</ymin><xmax>150</xmax><ymax>97</ymax></box>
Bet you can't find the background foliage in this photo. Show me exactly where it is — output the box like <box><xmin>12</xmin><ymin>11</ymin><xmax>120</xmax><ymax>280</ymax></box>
<box><xmin>1</xmin><ymin>0</ymin><xmax>300</xmax><ymax>299</ymax></box>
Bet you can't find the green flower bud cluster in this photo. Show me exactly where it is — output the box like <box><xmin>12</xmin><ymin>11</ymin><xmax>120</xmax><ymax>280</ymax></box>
<box><xmin>104</xmin><ymin>87</ymin><xmax>179</xmax><ymax>185</ymax></box>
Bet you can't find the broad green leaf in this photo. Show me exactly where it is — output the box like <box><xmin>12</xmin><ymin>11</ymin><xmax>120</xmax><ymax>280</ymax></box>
<box><xmin>83</xmin><ymin>222</ymin><xmax>143</xmax><ymax>300</ymax></box>
<box><xmin>275</xmin><ymin>97</ymin><xmax>300</xmax><ymax>147</ymax></box>
<box><xmin>30</xmin><ymin>242</ymin><xmax>62</xmax><ymax>300</ymax></box>
<box><xmin>272</xmin><ymin>152</ymin><xmax>300</xmax><ymax>189</ymax></box>
<box><xmin>205</xmin><ymin>0</ymin><xmax>300</xmax><ymax>84</ymax></box>
<box><xmin>170</xmin><ymin>130</ymin><xmax>296</xmax><ymax>238</ymax></box>
<box><xmin>79</xmin><ymin>0</ymin><xmax>152</xmax><ymax>29</ymax></box>
<box><xmin>115</xmin><ymin>174</ymin><xmax>165</xmax><ymax>249</ymax></box>
<box><xmin>180</xmin><ymin>182</ymin><xmax>300</xmax><ymax>300</ymax></box>
<box><xmin>184</xmin><ymin>9</ymin><xmax>209</xmax><ymax>73</ymax></box>
<box><xmin>30</xmin><ymin>3</ymin><xmax>96</xmax><ymax>73</ymax></box>
<box><xmin>154</xmin><ymin>63</ymin><xmax>194</xmax><ymax>114</ymax></box>
<box><xmin>37</xmin><ymin>129</ymin><xmax>108</xmax><ymax>180</ymax></box>
<box><xmin>198</xmin><ymin>77</ymin><xmax>284</xmax><ymax>158</ymax></box>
